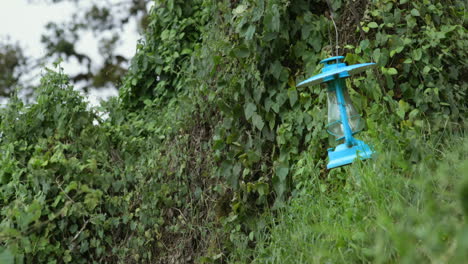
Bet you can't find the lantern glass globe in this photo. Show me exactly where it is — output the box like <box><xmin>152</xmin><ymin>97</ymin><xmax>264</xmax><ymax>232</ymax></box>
<box><xmin>327</xmin><ymin>88</ymin><xmax>364</xmax><ymax>139</ymax></box>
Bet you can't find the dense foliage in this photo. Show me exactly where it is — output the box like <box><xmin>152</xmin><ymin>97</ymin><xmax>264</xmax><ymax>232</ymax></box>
<box><xmin>1</xmin><ymin>0</ymin><xmax>467</xmax><ymax>263</ymax></box>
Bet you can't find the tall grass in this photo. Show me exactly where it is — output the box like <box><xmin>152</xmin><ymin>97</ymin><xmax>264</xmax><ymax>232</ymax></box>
<box><xmin>231</xmin><ymin>127</ymin><xmax>468</xmax><ymax>263</ymax></box>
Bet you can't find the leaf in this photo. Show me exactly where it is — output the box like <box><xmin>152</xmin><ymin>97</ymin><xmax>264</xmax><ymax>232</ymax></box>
<box><xmin>252</xmin><ymin>113</ymin><xmax>265</xmax><ymax>130</ymax></box>
<box><xmin>368</xmin><ymin>22</ymin><xmax>378</xmax><ymax>28</ymax></box>
<box><xmin>345</xmin><ymin>53</ymin><xmax>359</xmax><ymax>65</ymax></box>
<box><xmin>403</xmin><ymin>58</ymin><xmax>413</xmax><ymax>64</ymax></box>
<box><xmin>412</xmin><ymin>49</ymin><xmax>422</xmax><ymax>61</ymax></box>
<box><xmin>229</xmin><ymin>163</ymin><xmax>241</xmax><ymax>188</ymax></box>
<box><xmin>233</xmin><ymin>45</ymin><xmax>250</xmax><ymax>58</ymax></box>
<box><xmin>360</xmin><ymin>39</ymin><xmax>370</xmax><ymax>50</ymax></box>
<box><xmin>276</xmin><ymin>166</ymin><xmax>289</xmax><ymax>182</ymax></box>
<box><xmin>245</xmin><ymin>25</ymin><xmax>256</xmax><ymax>40</ymax></box>
<box><xmin>0</xmin><ymin>248</ymin><xmax>14</xmax><ymax>264</ymax></box>
<box><xmin>270</xmin><ymin>61</ymin><xmax>283</xmax><ymax>80</ymax></box>
<box><xmin>288</xmin><ymin>88</ymin><xmax>298</xmax><ymax>107</ymax></box>
<box><xmin>387</xmin><ymin>68</ymin><xmax>398</xmax><ymax>75</ymax></box>
<box><xmin>408</xmin><ymin>109</ymin><xmax>420</xmax><ymax>120</ymax></box>
<box><xmin>64</xmin><ymin>181</ymin><xmax>78</xmax><ymax>193</ymax></box>
<box><xmin>397</xmin><ymin>108</ymin><xmax>405</xmax><ymax>119</ymax></box>
<box><xmin>264</xmin><ymin>4</ymin><xmax>280</xmax><ymax>32</ymax></box>
<box><xmin>373</xmin><ymin>48</ymin><xmax>381</xmax><ymax>63</ymax></box>
<box><xmin>423</xmin><ymin>66</ymin><xmax>431</xmax><ymax>74</ymax></box>
<box><xmin>244</xmin><ymin>103</ymin><xmax>257</xmax><ymax>120</ymax></box>
<box><xmin>398</xmin><ymin>100</ymin><xmax>411</xmax><ymax>119</ymax></box>
<box><xmin>264</xmin><ymin>98</ymin><xmax>273</xmax><ymax>112</ymax></box>
<box><xmin>411</xmin><ymin>9</ymin><xmax>420</xmax><ymax>17</ymax></box>
<box><xmin>233</xmin><ymin>4</ymin><xmax>247</xmax><ymax>15</ymax></box>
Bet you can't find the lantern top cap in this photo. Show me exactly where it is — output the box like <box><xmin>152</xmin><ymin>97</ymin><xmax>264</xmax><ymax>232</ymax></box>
<box><xmin>297</xmin><ymin>56</ymin><xmax>376</xmax><ymax>88</ymax></box>
<box><xmin>320</xmin><ymin>56</ymin><xmax>344</xmax><ymax>65</ymax></box>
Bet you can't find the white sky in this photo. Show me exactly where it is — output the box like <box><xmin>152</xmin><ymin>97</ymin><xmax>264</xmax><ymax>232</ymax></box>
<box><xmin>0</xmin><ymin>0</ymin><xmax>144</xmax><ymax>106</ymax></box>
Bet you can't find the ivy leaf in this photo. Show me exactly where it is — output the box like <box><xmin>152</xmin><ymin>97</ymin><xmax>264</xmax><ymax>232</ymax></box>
<box><xmin>264</xmin><ymin>4</ymin><xmax>280</xmax><ymax>32</ymax></box>
<box><xmin>0</xmin><ymin>247</ymin><xmax>14</xmax><ymax>264</ymax></box>
<box><xmin>409</xmin><ymin>109</ymin><xmax>420</xmax><ymax>120</ymax></box>
<box><xmin>411</xmin><ymin>9</ymin><xmax>420</xmax><ymax>17</ymax></box>
<box><xmin>270</xmin><ymin>61</ymin><xmax>283</xmax><ymax>80</ymax></box>
<box><xmin>230</xmin><ymin>164</ymin><xmax>242</xmax><ymax>189</ymax></box>
<box><xmin>264</xmin><ymin>98</ymin><xmax>273</xmax><ymax>112</ymax></box>
<box><xmin>412</xmin><ymin>49</ymin><xmax>422</xmax><ymax>61</ymax></box>
<box><xmin>373</xmin><ymin>48</ymin><xmax>381</xmax><ymax>63</ymax></box>
<box><xmin>308</xmin><ymin>37</ymin><xmax>322</xmax><ymax>52</ymax></box>
<box><xmin>288</xmin><ymin>88</ymin><xmax>298</xmax><ymax>107</ymax></box>
<box><xmin>423</xmin><ymin>66</ymin><xmax>431</xmax><ymax>74</ymax></box>
<box><xmin>245</xmin><ymin>25</ymin><xmax>256</xmax><ymax>40</ymax></box>
<box><xmin>387</xmin><ymin>68</ymin><xmax>398</xmax><ymax>75</ymax></box>
<box><xmin>252</xmin><ymin>113</ymin><xmax>264</xmax><ymax>130</ymax></box>
<box><xmin>244</xmin><ymin>103</ymin><xmax>257</xmax><ymax>120</ymax></box>
<box><xmin>233</xmin><ymin>45</ymin><xmax>250</xmax><ymax>58</ymax></box>
<box><xmin>276</xmin><ymin>166</ymin><xmax>289</xmax><ymax>182</ymax></box>
<box><xmin>233</xmin><ymin>4</ymin><xmax>247</xmax><ymax>15</ymax></box>
<box><xmin>360</xmin><ymin>39</ymin><xmax>370</xmax><ymax>50</ymax></box>
<box><xmin>368</xmin><ymin>22</ymin><xmax>378</xmax><ymax>28</ymax></box>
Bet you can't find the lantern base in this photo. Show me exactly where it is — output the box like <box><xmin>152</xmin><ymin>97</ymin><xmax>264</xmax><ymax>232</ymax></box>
<box><xmin>327</xmin><ymin>139</ymin><xmax>374</xmax><ymax>169</ymax></box>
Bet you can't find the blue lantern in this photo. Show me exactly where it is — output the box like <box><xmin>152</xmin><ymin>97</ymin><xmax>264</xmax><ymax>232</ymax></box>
<box><xmin>297</xmin><ymin>56</ymin><xmax>376</xmax><ymax>169</ymax></box>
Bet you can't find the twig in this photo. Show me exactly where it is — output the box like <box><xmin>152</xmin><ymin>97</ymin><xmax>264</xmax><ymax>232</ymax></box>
<box><xmin>71</xmin><ymin>219</ymin><xmax>90</xmax><ymax>243</ymax></box>
<box><xmin>56</xmin><ymin>179</ymin><xmax>76</xmax><ymax>203</ymax></box>
<box><xmin>69</xmin><ymin>218</ymin><xmax>91</xmax><ymax>251</ymax></box>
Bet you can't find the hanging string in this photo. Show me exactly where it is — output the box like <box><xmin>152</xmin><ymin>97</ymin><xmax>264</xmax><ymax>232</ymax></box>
<box><xmin>325</xmin><ymin>0</ymin><xmax>339</xmax><ymax>56</ymax></box>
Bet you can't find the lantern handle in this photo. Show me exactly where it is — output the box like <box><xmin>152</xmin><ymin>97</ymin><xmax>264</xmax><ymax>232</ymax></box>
<box><xmin>320</xmin><ymin>56</ymin><xmax>344</xmax><ymax>65</ymax></box>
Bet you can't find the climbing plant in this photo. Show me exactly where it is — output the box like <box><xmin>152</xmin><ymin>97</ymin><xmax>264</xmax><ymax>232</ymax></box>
<box><xmin>1</xmin><ymin>0</ymin><xmax>466</xmax><ymax>263</ymax></box>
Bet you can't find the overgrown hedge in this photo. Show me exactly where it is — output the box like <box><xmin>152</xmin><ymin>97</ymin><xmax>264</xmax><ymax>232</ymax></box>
<box><xmin>1</xmin><ymin>0</ymin><xmax>467</xmax><ymax>263</ymax></box>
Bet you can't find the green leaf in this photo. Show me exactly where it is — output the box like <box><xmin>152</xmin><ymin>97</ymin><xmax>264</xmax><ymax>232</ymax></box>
<box><xmin>403</xmin><ymin>58</ymin><xmax>413</xmax><ymax>64</ymax></box>
<box><xmin>233</xmin><ymin>45</ymin><xmax>250</xmax><ymax>58</ymax></box>
<box><xmin>233</xmin><ymin>4</ymin><xmax>247</xmax><ymax>15</ymax></box>
<box><xmin>64</xmin><ymin>250</ymin><xmax>72</xmax><ymax>263</ymax></box>
<box><xmin>387</xmin><ymin>68</ymin><xmax>398</xmax><ymax>75</ymax></box>
<box><xmin>276</xmin><ymin>166</ymin><xmax>289</xmax><ymax>182</ymax></box>
<box><xmin>252</xmin><ymin>113</ymin><xmax>264</xmax><ymax>130</ymax></box>
<box><xmin>411</xmin><ymin>9</ymin><xmax>420</xmax><ymax>17</ymax></box>
<box><xmin>412</xmin><ymin>49</ymin><xmax>422</xmax><ymax>61</ymax></box>
<box><xmin>373</xmin><ymin>48</ymin><xmax>381</xmax><ymax>63</ymax></box>
<box><xmin>288</xmin><ymin>88</ymin><xmax>298</xmax><ymax>107</ymax></box>
<box><xmin>270</xmin><ymin>61</ymin><xmax>283</xmax><ymax>80</ymax></box>
<box><xmin>345</xmin><ymin>53</ymin><xmax>359</xmax><ymax>65</ymax></box>
<box><xmin>360</xmin><ymin>39</ymin><xmax>370</xmax><ymax>50</ymax></box>
<box><xmin>368</xmin><ymin>22</ymin><xmax>378</xmax><ymax>28</ymax></box>
<box><xmin>245</xmin><ymin>25</ymin><xmax>256</xmax><ymax>40</ymax></box>
<box><xmin>397</xmin><ymin>108</ymin><xmax>405</xmax><ymax>119</ymax></box>
<box><xmin>244</xmin><ymin>103</ymin><xmax>257</xmax><ymax>120</ymax></box>
<box><xmin>409</xmin><ymin>109</ymin><xmax>420</xmax><ymax>120</ymax></box>
<box><xmin>0</xmin><ymin>248</ymin><xmax>15</xmax><ymax>264</ymax></box>
<box><xmin>423</xmin><ymin>66</ymin><xmax>431</xmax><ymax>74</ymax></box>
<box><xmin>65</xmin><ymin>181</ymin><xmax>78</xmax><ymax>193</ymax></box>
<box><xmin>264</xmin><ymin>4</ymin><xmax>280</xmax><ymax>32</ymax></box>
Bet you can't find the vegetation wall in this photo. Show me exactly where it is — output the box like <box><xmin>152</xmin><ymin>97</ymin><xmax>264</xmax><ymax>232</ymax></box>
<box><xmin>1</xmin><ymin>0</ymin><xmax>467</xmax><ymax>263</ymax></box>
